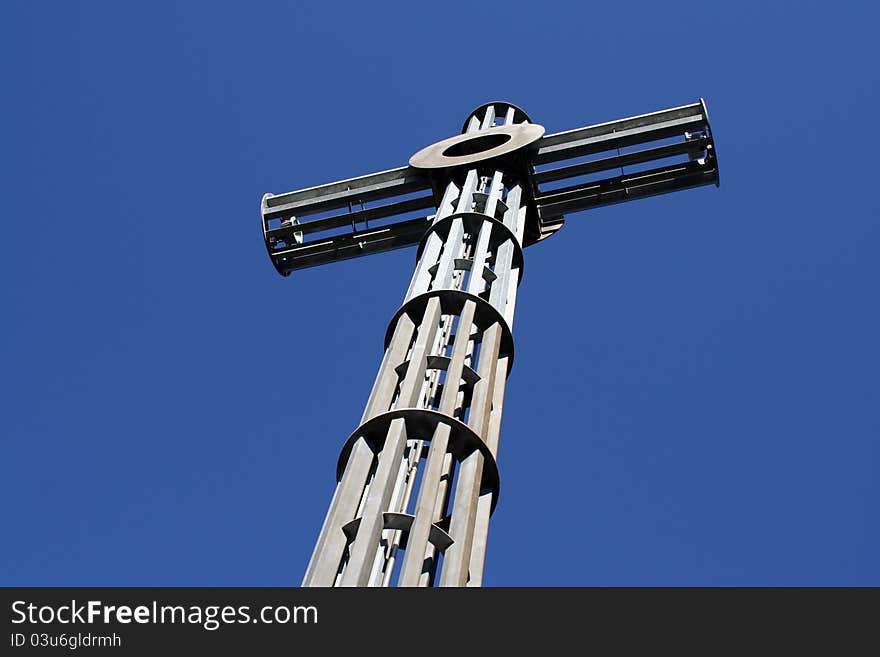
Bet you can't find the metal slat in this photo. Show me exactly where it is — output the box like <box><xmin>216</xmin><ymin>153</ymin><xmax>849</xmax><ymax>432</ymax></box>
<box><xmin>534</xmin><ymin>114</ymin><xmax>707</xmax><ymax>165</ymax></box>
<box><xmin>535</xmin><ymin>159</ymin><xmax>718</xmax><ymax>219</ymax></box>
<box><xmin>533</xmin><ymin>136</ymin><xmax>709</xmax><ymax>185</ymax></box>
<box><xmin>271</xmin><ymin>216</ymin><xmax>431</xmax><ymax>273</ymax></box>
<box><xmin>263</xmin><ymin>173</ymin><xmax>431</xmax><ymax>220</ymax></box>
<box><xmin>537</xmin><ymin>101</ymin><xmax>703</xmax><ymax>148</ymax></box>
<box><xmin>265</xmin><ymin>166</ymin><xmax>428</xmax><ymax>208</ymax></box>
<box><xmin>266</xmin><ymin>195</ymin><xmax>435</xmax><ymax>241</ymax></box>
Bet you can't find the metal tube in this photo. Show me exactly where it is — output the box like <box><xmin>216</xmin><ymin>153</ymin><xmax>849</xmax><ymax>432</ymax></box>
<box><xmin>438</xmin><ymin>449</ymin><xmax>483</xmax><ymax>586</ymax></box>
<box><xmin>339</xmin><ymin>298</ymin><xmax>442</xmax><ymax>585</ymax></box>
<box><xmin>361</xmin><ymin>313</ymin><xmax>416</xmax><ymax>422</ymax></box>
<box><xmin>466</xmin><ymin>354</ymin><xmax>510</xmax><ymax>584</ymax></box>
<box><xmin>398</xmin><ymin>300</ymin><xmax>476</xmax><ymax>585</ymax></box>
<box><xmin>301</xmin><ymin>437</ymin><xmax>374</xmax><ymax>586</ymax></box>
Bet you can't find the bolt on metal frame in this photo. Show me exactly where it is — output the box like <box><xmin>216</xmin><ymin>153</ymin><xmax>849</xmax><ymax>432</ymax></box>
<box><xmin>260</xmin><ymin>100</ymin><xmax>719</xmax><ymax>587</ymax></box>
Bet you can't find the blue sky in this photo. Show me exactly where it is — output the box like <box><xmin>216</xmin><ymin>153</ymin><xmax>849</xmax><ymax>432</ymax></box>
<box><xmin>3</xmin><ymin>1</ymin><xmax>878</xmax><ymax>586</ymax></box>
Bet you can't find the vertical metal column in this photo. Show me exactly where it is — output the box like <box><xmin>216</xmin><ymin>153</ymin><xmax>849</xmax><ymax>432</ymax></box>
<box><xmin>303</xmin><ymin>104</ymin><xmax>533</xmax><ymax>586</ymax></box>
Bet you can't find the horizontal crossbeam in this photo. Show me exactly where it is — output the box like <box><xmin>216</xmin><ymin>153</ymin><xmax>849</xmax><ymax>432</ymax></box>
<box><xmin>531</xmin><ymin>99</ymin><xmax>718</xmax><ymax>225</ymax></box>
<box><xmin>261</xmin><ymin>166</ymin><xmax>434</xmax><ymax>275</ymax></box>
<box><xmin>261</xmin><ymin>100</ymin><xmax>719</xmax><ymax>275</ymax></box>
<box><xmin>534</xmin><ymin>101</ymin><xmax>709</xmax><ymax>163</ymax></box>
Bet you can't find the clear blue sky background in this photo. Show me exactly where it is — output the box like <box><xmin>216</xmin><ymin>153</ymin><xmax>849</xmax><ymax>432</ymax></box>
<box><xmin>3</xmin><ymin>1</ymin><xmax>878</xmax><ymax>586</ymax></box>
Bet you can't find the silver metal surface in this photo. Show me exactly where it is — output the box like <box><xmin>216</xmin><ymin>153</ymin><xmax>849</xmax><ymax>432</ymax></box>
<box><xmin>262</xmin><ymin>100</ymin><xmax>719</xmax><ymax>586</ymax></box>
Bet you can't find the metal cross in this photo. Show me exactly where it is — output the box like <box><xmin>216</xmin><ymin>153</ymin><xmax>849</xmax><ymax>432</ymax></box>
<box><xmin>260</xmin><ymin>100</ymin><xmax>719</xmax><ymax>587</ymax></box>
